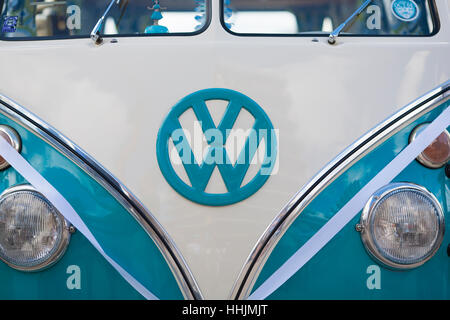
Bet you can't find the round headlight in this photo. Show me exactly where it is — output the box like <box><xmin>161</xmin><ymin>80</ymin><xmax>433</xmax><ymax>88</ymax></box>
<box><xmin>0</xmin><ymin>185</ymin><xmax>70</xmax><ymax>271</ymax></box>
<box><xmin>409</xmin><ymin>123</ymin><xmax>450</xmax><ymax>169</ymax></box>
<box><xmin>360</xmin><ymin>183</ymin><xmax>444</xmax><ymax>269</ymax></box>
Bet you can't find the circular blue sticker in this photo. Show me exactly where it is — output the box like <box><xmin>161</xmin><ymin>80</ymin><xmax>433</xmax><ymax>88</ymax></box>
<box><xmin>391</xmin><ymin>0</ymin><xmax>419</xmax><ymax>22</ymax></box>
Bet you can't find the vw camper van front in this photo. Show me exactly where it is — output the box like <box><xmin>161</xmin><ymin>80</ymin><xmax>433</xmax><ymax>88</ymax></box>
<box><xmin>0</xmin><ymin>0</ymin><xmax>448</xmax><ymax>301</ymax></box>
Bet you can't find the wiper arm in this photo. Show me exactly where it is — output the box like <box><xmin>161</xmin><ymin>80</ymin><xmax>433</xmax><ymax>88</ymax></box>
<box><xmin>328</xmin><ymin>0</ymin><xmax>372</xmax><ymax>45</ymax></box>
<box><xmin>90</xmin><ymin>0</ymin><xmax>121</xmax><ymax>45</ymax></box>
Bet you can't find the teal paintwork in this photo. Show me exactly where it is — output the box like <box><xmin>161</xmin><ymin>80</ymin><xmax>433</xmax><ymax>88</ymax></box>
<box><xmin>252</xmin><ymin>102</ymin><xmax>450</xmax><ymax>299</ymax></box>
<box><xmin>0</xmin><ymin>114</ymin><xmax>184</xmax><ymax>300</ymax></box>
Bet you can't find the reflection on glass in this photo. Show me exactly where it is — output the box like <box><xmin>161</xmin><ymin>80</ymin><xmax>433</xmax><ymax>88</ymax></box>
<box><xmin>0</xmin><ymin>0</ymin><xmax>207</xmax><ymax>38</ymax></box>
<box><xmin>224</xmin><ymin>0</ymin><xmax>435</xmax><ymax>36</ymax></box>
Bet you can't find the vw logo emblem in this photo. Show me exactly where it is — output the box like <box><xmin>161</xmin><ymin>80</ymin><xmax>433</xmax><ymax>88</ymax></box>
<box><xmin>156</xmin><ymin>88</ymin><xmax>277</xmax><ymax>206</ymax></box>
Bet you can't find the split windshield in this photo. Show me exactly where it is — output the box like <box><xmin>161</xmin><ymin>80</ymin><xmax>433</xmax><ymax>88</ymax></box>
<box><xmin>0</xmin><ymin>0</ymin><xmax>438</xmax><ymax>39</ymax></box>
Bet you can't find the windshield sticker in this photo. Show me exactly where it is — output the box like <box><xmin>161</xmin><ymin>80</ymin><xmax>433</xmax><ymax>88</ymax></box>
<box><xmin>2</xmin><ymin>16</ymin><xmax>18</xmax><ymax>33</ymax></box>
<box><xmin>391</xmin><ymin>0</ymin><xmax>419</xmax><ymax>22</ymax></box>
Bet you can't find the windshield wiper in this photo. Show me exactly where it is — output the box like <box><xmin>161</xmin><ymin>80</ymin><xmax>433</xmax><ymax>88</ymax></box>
<box><xmin>328</xmin><ymin>0</ymin><xmax>372</xmax><ymax>45</ymax></box>
<box><xmin>90</xmin><ymin>0</ymin><xmax>122</xmax><ymax>45</ymax></box>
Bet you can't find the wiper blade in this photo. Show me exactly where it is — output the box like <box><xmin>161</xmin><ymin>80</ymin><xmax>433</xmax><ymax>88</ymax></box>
<box><xmin>90</xmin><ymin>0</ymin><xmax>121</xmax><ymax>45</ymax></box>
<box><xmin>328</xmin><ymin>0</ymin><xmax>372</xmax><ymax>45</ymax></box>
<box><xmin>117</xmin><ymin>0</ymin><xmax>130</xmax><ymax>28</ymax></box>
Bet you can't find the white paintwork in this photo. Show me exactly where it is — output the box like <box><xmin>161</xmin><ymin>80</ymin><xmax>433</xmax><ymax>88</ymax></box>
<box><xmin>0</xmin><ymin>0</ymin><xmax>449</xmax><ymax>299</ymax></box>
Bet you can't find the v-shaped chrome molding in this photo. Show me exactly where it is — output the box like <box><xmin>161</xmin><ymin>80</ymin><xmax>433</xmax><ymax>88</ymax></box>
<box><xmin>230</xmin><ymin>80</ymin><xmax>450</xmax><ymax>300</ymax></box>
<box><xmin>0</xmin><ymin>93</ymin><xmax>203</xmax><ymax>300</ymax></box>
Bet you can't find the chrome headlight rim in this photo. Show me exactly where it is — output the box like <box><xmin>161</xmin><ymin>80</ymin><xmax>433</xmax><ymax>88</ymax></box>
<box><xmin>409</xmin><ymin>123</ymin><xmax>450</xmax><ymax>169</ymax></box>
<box><xmin>360</xmin><ymin>182</ymin><xmax>445</xmax><ymax>270</ymax></box>
<box><xmin>0</xmin><ymin>184</ymin><xmax>71</xmax><ymax>272</ymax></box>
<box><xmin>0</xmin><ymin>125</ymin><xmax>21</xmax><ymax>171</ymax></box>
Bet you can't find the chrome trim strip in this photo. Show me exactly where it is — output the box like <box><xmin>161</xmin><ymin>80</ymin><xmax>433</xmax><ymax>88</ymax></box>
<box><xmin>0</xmin><ymin>94</ymin><xmax>203</xmax><ymax>300</ymax></box>
<box><xmin>230</xmin><ymin>80</ymin><xmax>450</xmax><ymax>300</ymax></box>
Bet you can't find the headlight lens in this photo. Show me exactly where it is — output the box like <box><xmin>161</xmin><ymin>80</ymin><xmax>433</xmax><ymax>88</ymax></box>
<box><xmin>0</xmin><ymin>185</ymin><xmax>70</xmax><ymax>271</ymax></box>
<box><xmin>360</xmin><ymin>183</ymin><xmax>444</xmax><ymax>269</ymax></box>
<box><xmin>409</xmin><ymin>123</ymin><xmax>450</xmax><ymax>169</ymax></box>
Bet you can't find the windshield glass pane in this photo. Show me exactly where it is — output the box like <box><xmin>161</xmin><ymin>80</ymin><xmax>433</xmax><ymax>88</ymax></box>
<box><xmin>0</xmin><ymin>0</ymin><xmax>208</xmax><ymax>39</ymax></box>
<box><xmin>223</xmin><ymin>0</ymin><xmax>437</xmax><ymax>36</ymax></box>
